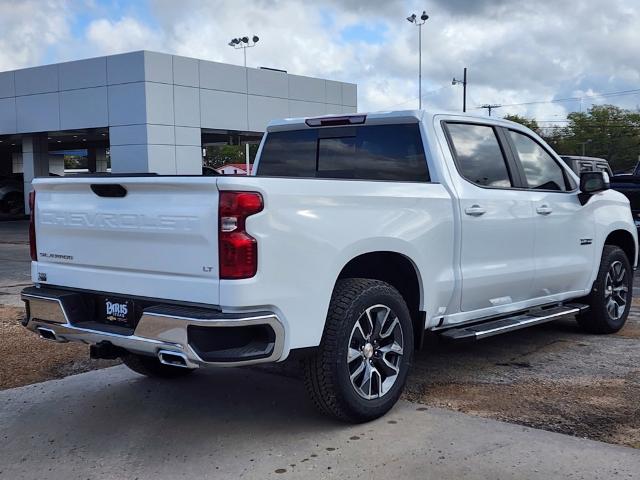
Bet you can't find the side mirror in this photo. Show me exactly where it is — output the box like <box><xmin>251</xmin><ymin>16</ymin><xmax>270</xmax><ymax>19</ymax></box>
<box><xmin>580</xmin><ymin>171</ymin><xmax>610</xmax><ymax>194</ymax></box>
<box><xmin>579</xmin><ymin>171</ymin><xmax>609</xmax><ymax>205</ymax></box>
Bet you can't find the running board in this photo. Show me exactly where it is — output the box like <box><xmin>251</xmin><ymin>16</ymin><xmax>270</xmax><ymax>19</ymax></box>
<box><xmin>439</xmin><ymin>304</ymin><xmax>589</xmax><ymax>342</ymax></box>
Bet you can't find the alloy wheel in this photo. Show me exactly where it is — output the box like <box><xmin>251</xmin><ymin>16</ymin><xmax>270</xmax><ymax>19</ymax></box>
<box><xmin>347</xmin><ymin>304</ymin><xmax>404</xmax><ymax>400</ymax></box>
<box><xmin>604</xmin><ymin>260</ymin><xmax>628</xmax><ymax>320</ymax></box>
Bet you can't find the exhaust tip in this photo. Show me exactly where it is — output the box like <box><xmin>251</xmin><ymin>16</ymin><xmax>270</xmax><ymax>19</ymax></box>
<box><xmin>158</xmin><ymin>350</ymin><xmax>190</xmax><ymax>369</ymax></box>
<box><xmin>37</xmin><ymin>327</ymin><xmax>57</xmax><ymax>341</ymax></box>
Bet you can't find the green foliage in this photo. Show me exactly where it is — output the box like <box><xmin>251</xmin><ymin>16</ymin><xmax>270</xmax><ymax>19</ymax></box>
<box><xmin>503</xmin><ymin>114</ymin><xmax>540</xmax><ymax>133</ymax></box>
<box><xmin>507</xmin><ymin>105</ymin><xmax>640</xmax><ymax>173</ymax></box>
<box><xmin>203</xmin><ymin>144</ymin><xmax>259</xmax><ymax>169</ymax></box>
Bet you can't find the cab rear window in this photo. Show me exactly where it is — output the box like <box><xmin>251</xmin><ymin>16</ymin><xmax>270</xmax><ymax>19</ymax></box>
<box><xmin>257</xmin><ymin>124</ymin><xmax>429</xmax><ymax>182</ymax></box>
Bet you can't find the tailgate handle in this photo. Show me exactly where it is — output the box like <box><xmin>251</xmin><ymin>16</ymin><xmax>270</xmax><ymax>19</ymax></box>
<box><xmin>90</xmin><ymin>184</ymin><xmax>127</xmax><ymax>198</ymax></box>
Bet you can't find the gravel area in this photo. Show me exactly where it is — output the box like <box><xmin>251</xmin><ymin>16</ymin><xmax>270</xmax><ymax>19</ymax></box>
<box><xmin>0</xmin><ymin>305</ymin><xmax>118</xmax><ymax>390</ymax></box>
<box><xmin>405</xmin><ymin>305</ymin><xmax>640</xmax><ymax>448</ymax></box>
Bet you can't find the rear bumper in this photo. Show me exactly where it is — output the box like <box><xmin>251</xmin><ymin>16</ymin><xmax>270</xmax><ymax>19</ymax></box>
<box><xmin>21</xmin><ymin>286</ymin><xmax>285</xmax><ymax>368</ymax></box>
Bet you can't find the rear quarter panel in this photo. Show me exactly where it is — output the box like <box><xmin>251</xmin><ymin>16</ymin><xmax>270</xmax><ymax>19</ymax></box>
<box><xmin>216</xmin><ymin>176</ymin><xmax>455</xmax><ymax>354</ymax></box>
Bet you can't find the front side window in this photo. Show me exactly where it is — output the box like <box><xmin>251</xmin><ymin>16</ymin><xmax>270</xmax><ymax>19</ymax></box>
<box><xmin>446</xmin><ymin>123</ymin><xmax>512</xmax><ymax>188</ymax></box>
<box><xmin>257</xmin><ymin>124</ymin><xmax>429</xmax><ymax>182</ymax></box>
<box><xmin>508</xmin><ymin>131</ymin><xmax>567</xmax><ymax>191</ymax></box>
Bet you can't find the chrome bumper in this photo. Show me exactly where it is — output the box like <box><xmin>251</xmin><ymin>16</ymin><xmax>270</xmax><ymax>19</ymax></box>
<box><xmin>21</xmin><ymin>287</ymin><xmax>285</xmax><ymax>368</ymax></box>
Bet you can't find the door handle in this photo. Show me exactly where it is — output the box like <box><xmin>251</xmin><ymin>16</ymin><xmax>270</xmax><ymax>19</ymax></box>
<box><xmin>536</xmin><ymin>205</ymin><xmax>553</xmax><ymax>215</ymax></box>
<box><xmin>465</xmin><ymin>204</ymin><xmax>486</xmax><ymax>216</ymax></box>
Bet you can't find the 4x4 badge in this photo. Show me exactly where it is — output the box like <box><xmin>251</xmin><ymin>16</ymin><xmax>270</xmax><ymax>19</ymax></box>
<box><xmin>580</xmin><ymin>238</ymin><xmax>593</xmax><ymax>245</ymax></box>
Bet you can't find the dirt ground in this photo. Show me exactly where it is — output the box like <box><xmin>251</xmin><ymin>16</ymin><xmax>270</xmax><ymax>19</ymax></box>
<box><xmin>405</xmin><ymin>305</ymin><xmax>640</xmax><ymax>449</ymax></box>
<box><xmin>0</xmin><ymin>305</ymin><xmax>118</xmax><ymax>390</ymax></box>
<box><xmin>1</xmin><ymin>302</ymin><xmax>639</xmax><ymax>449</ymax></box>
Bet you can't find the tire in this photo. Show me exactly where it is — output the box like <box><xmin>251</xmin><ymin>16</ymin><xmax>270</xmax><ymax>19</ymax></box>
<box><xmin>121</xmin><ymin>353</ymin><xmax>196</xmax><ymax>379</ymax></box>
<box><xmin>577</xmin><ymin>245</ymin><xmax>633</xmax><ymax>334</ymax></box>
<box><xmin>303</xmin><ymin>278</ymin><xmax>414</xmax><ymax>423</ymax></box>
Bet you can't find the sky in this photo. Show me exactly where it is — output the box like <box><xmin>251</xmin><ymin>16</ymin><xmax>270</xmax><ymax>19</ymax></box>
<box><xmin>1</xmin><ymin>0</ymin><xmax>639</xmax><ymax>125</ymax></box>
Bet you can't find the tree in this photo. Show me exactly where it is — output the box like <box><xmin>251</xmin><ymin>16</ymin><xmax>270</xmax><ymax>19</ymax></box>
<box><xmin>545</xmin><ymin>105</ymin><xmax>640</xmax><ymax>172</ymax></box>
<box><xmin>503</xmin><ymin>114</ymin><xmax>540</xmax><ymax>133</ymax></box>
<box><xmin>203</xmin><ymin>144</ymin><xmax>259</xmax><ymax>170</ymax></box>
<box><xmin>507</xmin><ymin>105</ymin><xmax>640</xmax><ymax>173</ymax></box>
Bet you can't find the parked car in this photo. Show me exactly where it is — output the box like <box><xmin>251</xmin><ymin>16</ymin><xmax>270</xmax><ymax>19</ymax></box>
<box><xmin>0</xmin><ymin>172</ymin><xmax>61</xmax><ymax>216</ymax></box>
<box><xmin>21</xmin><ymin>110</ymin><xmax>637</xmax><ymax>422</ymax></box>
<box><xmin>0</xmin><ymin>174</ymin><xmax>24</xmax><ymax>215</ymax></box>
<box><xmin>609</xmin><ymin>162</ymin><xmax>640</xmax><ymax>231</ymax></box>
<box><xmin>202</xmin><ymin>166</ymin><xmax>221</xmax><ymax>176</ymax></box>
<box><xmin>560</xmin><ymin>155</ymin><xmax>613</xmax><ymax>177</ymax></box>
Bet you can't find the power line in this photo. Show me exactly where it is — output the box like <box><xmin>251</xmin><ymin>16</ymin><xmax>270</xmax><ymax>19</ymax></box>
<box><xmin>493</xmin><ymin>88</ymin><xmax>640</xmax><ymax>109</ymax></box>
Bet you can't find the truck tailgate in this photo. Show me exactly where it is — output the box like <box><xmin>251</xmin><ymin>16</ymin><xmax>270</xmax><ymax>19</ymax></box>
<box><xmin>32</xmin><ymin>176</ymin><xmax>220</xmax><ymax>305</ymax></box>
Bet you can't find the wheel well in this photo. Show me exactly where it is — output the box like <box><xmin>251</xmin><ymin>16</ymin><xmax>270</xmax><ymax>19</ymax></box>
<box><xmin>605</xmin><ymin>230</ymin><xmax>636</xmax><ymax>264</ymax></box>
<box><xmin>337</xmin><ymin>251</ymin><xmax>424</xmax><ymax>348</ymax></box>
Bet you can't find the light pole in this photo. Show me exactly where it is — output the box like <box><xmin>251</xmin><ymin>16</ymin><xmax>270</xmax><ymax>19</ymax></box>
<box><xmin>581</xmin><ymin>139</ymin><xmax>592</xmax><ymax>156</ymax></box>
<box><xmin>406</xmin><ymin>11</ymin><xmax>429</xmax><ymax>109</ymax></box>
<box><xmin>228</xmin><ymin>35</ymin><xmax>260</xmax><ymax>68</ymax></box>
<box><xmin>452</xmin><ymin>67</ymin><xmax>468</xmax><ymax>112</ymax></box>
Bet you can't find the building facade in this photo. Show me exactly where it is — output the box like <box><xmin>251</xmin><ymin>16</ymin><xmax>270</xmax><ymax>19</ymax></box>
<box><xmin>0</xmin><ymin>50</ymin><xmax>357</xmax><ymax>213</ymax></box>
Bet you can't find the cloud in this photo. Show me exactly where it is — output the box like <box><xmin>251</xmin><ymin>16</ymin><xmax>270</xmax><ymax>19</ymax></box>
<box><xmin>85</xmin><ymin>17</ymin><xmax>164</xmax><ymax>55</ymax></box>
<box><xmin>0</xmin><ymin>0</ymin><xmax>71</xmax><ymax>71</ymax></box>
<box><xmin>2</xmin><ymin>0</ymin><xmax>640</xmax><ymax>121</ymax></box>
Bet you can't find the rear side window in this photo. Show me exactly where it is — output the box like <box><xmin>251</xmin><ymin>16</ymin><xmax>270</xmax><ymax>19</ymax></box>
<box><xmin>445</xmin><ymin>123</ymin><xmax>512</xmax><ymax>188</ymax></box>
<box><xmin>257</xmin><ymin>124</ymin><xmax>429</xmax><ymax>182</ymax></box>
<box><xmin>508</xmin><ymin>131</ymin><xmax>568</xmax><ymax>191</ymax></box>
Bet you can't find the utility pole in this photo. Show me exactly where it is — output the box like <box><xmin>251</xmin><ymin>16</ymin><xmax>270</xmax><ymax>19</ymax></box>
<box><xmin>452</xmin><ymin>67</ymin><xmax>468</xmax><ymax>112</ymax></box>
<box><xmin>406</xmin><ymin>11</ymin><xmax>429</xmax><ymax>109</ymax></box>
<box><xmin>480</xmin><ymin>104</ymin><xmax>501</xmax><ymax>117</ymax></box>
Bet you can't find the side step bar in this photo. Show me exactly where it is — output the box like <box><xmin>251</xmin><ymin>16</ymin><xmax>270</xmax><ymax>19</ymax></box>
<box><xmin>439</xmin><ymin>303</ymin><xmax>589</xmax><ymax>342</ymax></box>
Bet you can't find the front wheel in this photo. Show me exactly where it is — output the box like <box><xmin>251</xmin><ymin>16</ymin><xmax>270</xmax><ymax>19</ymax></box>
<box><xmin>577</xmin><ymin>245</ymin><xmax>633</xmax><ymax>334</ymax></box>
<box><xmin>303</xmin><ymin>278</ymin><xmax>414</xmax><ymax>423</ymax></box>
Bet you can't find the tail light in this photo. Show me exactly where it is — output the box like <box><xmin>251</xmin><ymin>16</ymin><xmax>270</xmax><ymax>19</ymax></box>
<box><xmin>218</xmin><ymin>191</ymin><xmax>263</xmax><ymax>279</ymax></box>
<box><xmin>28</xmin><ymin>190</ymin><xmax>37</xmax><ymax>261</ymax></box>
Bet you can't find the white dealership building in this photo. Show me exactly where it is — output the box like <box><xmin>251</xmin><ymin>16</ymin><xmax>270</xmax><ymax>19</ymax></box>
<box><xmin>0</xmin><ymin>50</ymin><xmax>357</xmax><ymax>213</ymax></box>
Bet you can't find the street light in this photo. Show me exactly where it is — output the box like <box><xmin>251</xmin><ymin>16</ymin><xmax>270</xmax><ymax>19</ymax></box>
<box><xmin>581</xmin><ymin>139</ymin><xmax>593</xmax><ymax>156</ymax></box>
<box><xmin>452</xmin><ymin>67</ymin><xmax>468</xmax><ymax>112</ymax></box>
<box><xmin>406</xmin><ymin>10</ymin><xmax>429</xmax><ymax>109</ymax></box>
<box><xmin>228</xmin><ymin>35</ymin><xmax>260</xmax><ymax>68</ymax></box>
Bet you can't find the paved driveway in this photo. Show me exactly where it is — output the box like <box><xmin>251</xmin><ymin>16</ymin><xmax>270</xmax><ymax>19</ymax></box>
<box><xmin>0</xmin><ymin>221</ymin><xmax>30</xmax><ymax>306</ymax></box>
<box><xmin>1</xmin><ymin>366</ymin><xmax>639</xmax><ymax>480</ymax></box>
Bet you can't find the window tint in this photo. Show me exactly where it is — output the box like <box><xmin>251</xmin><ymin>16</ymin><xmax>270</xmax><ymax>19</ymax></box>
<box><xmin>508</xmin><ymin>131</ymin><xmax>567</xmax><ymax>191</ymax></box>
<box><xmin>257</xmin><ymin>124</ymin><xmax>429</xmax><ymax>182</ymax></box>
<box><xmin>256</xmin><ymin>129</ymin><xmax>316</xmax><ymax>177</ymax></box>
<box><xmin>446</xmin><ymin>123</ymin><xmax>512</xmax><ymax>188</ymax></box>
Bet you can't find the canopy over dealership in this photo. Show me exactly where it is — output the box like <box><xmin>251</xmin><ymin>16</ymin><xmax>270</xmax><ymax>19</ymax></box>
<box><xmin>0</xmin><ymin>50</ymin><xmax>357</xmax><ymax>213</ymax></box>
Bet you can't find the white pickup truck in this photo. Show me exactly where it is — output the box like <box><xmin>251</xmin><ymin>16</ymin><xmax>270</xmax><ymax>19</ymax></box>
<box><xmin>22</xmin><ymin>110</ymin><xmax>637</xmax><ymax>422</ymax></box>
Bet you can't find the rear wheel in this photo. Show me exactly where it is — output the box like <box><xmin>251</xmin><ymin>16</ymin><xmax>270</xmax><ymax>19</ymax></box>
<box><xmin>121</xmin><ymin>353</ymin><xmax>196</xmax><ymax>379</ymax></box>
<box><xmin>577</xmin><ymin>245</ymin><xmax>632</xmax><ymax>334</ymax></box>
<box><xmin>303</xmin><ymin>278</ymin><xmax>414</xmax><ymax>423</ymax></box>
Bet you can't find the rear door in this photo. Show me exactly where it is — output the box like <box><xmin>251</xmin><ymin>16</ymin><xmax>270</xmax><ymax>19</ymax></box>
<box><xmin>506</xmin><ymin>130</ymin><xmax>595</xmax><ymax>297</ymax></box>
<box><xmin>33</xmin><ymin>176</ymin><xmax>220</xmax><ymax>305</ymax></box>
<box><xmin>443</xmin><ymin>122</ymin><xmax>536</xmax><ymax>312</ymax></box>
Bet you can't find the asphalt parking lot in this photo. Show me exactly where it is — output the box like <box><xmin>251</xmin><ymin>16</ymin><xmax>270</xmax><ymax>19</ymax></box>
<box><xmin>0</xmin><ymin>221</ymin><xmax>31</xmax><ymax>306</ymax></box>
<box><xmin>1</xmin><ymin>366</ymin><xmax>639</xmax><ymax>480</ymax></box>
<box><xmin>1</xmin><ymin>220</ymin><xmax>639</xmax><ymax>478</ymax></box>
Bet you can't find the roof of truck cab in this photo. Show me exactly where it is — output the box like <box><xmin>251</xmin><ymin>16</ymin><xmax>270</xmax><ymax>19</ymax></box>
<box><xmin>266</xmin><ymin>109</ymin><xmax>521</xmax><ymax>131</ymax></box>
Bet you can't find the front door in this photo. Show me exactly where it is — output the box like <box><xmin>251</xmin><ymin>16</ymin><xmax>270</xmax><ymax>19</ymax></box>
<box><xmin>444</xmin><ymin>122</ymin><xmax>536</xmax><ymax>312</ymax></box>
<box><xmin>506</xmin><ymin>130</ymin><xmax>595</xmax><ymax>297</ymax></box>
